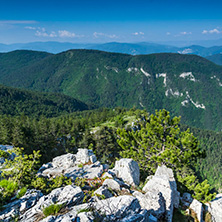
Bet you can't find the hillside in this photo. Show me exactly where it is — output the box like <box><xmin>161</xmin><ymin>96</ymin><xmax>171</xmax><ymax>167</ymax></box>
<box><xmin>206</xmin><ymin>53</ymin><xmax>222</xmax><ymax>65</ymax></box>
<box><xmin>1</xmin><ymin>50</ymin><xmax>222</xmax><ymax>130</ymax></box>
<box><xmin>0</xmin><ymin>84</ymin><xmax>89</xmax><ymax>118</ymax></box>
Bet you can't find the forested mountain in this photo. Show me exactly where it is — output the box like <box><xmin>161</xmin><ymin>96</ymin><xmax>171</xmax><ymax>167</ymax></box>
<box><xmin>206</xmin><ymin>53</ymin><xmax>222</xmax><ymax>65</ymax></box>
<box><xmin>0</xmin><ymin>84</ymin><xmax>89</xmax><ymax>117</ymax></box>
<box><xmin>1</xmin><ymin>50</ymin><xmax>222</xmax><ymax>130</ymax></box>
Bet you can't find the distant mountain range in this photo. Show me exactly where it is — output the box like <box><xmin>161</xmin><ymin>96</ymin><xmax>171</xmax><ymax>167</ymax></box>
<box><xmin>1</xmin><ymin>42</ymin><xmax>222</xmax><ymax>59</ymax></box>
<box><xmin>1</xmin><ymin>49</ymin><xmax>222</xmax><ymax>130</ymax></box>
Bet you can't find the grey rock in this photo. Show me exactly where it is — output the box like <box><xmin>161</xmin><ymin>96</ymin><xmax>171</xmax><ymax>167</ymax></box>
<box><xmin>121</xmin><ymin>209</ymin><xmax>149</xmax><ymax>222</ymax></box>
<box><xmin>70</xmin><ymin>195</ymin><xmax>141</xmax><ymax>221</ymax></box>
<box><xmin>75</xmin><ymin>149</ymin><xmax>96</xmax><ymax>164</ymax></box>
<box><xmin>133</xmin><ymin>190</ymin><xmax>165</xmax><ymax>219</ymax></box>
<box><xmin>181</xmin><ymin>192</ymin><xmax>193</xmax><ymax>207</ymax></box>
<box><xmin>103</xmin><ymin>179</ymin><xmax>121</xmax><ymax>191</ymax></box>
<box><xmin>189</xmin><ymin>199</ymin><xmax>203</xmax><ymax>222</ymax></box>
<box><xmin>0</xmin><ymin>189</ymin><xmax>43</xmax><ymax>221</ymax></box>
<box><xmin>142</xmin><ymin>165</ymin><xmax>179</xmax><ymax>222</ymax></box>
<box><xmin>77</xmin><ymin>212</ymin><xmax>94</xmax><ymax>222</ymax></box>
<box><xmin>52</xmin><ymin>153</ymin><xmax>76</xmax><ymax>168</ymax></box>
<box><xmin>206</xmin><ymin>193</ymin><xmax>222</xmax><ymax>222</ymax></box>
<box><xmin>113</xmin><ymin>158</ymin><xmax>140</xmax><ymax>186</ymax></box>
<box><xmin>94</xmin><ymin>186</ymin><xmax>113</xmax><ymax>199</ymax></box>
<box><xmin>102</xmin><ymin>172</ymin><xmax>113</xmax><ymax>179</ymax></box>
<box><xmin>20</xmin><ymin>185</ymin><xmax>84</xmax><ymax>222</ymax></box>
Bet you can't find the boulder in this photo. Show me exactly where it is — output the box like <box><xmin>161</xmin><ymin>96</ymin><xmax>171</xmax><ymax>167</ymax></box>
<box><xmin>37</xmin><ymin>150</ymin><xmax>102</xmax><ymax>180</ymax></box>
<box><xmin>19</xmin><ymin>185</ymin><xmax>84</xmax><ymax>222</ymax></box>
<box><xmin>189</xmin><ymin>199</ymin><xmax>203</xmax><ymax>222</ymax></box>
<box><xmin>103</xmin><ymin>179</ymin><xmax>121</xmax><ymax>191</ymax></box>
<box><xmin>52</xmin><ymin>153</ymin><xmax>76</xmax><ymax>168</ymax></box>
<box><xmin>121</xmin><ymin>209</ymin><xmax>149</xmax><ymax>222</ymax></box>
<box><xmin>133</xmin><ymin>190</ymin><xmax>165</xmax><ymax>219</ymax></box>
<box><xmin>142</xmin><ymin>165</ymin><xmax>180</xmax><ymax>222</ymax></box>
<box><xmin>181</xmin><ymin>192</ymin><xmax>193</xmax><ymax>207</ymax></box>
<box><xmin>0</xmin><ymin>189</ymin><xmax>43</xmax><ymax>222</ymax></box>
<box><xmin>75</xmin><ymin>149</ymin><xmax>97</xmax><ymax>164</ymax></box>
<box><xmin>94</xmin><ymin>186</ymin><xmax>113</xmax><ymax>199</ymax></box>
<box><xmin>206</xmin><ymin>193</ymin><xmax>222</xmax><ymax>222</ymax></box>
<box><xmin>113</xmin><ymin>158</ymin><xmax>140</xmax><ymax>186</ymax></box>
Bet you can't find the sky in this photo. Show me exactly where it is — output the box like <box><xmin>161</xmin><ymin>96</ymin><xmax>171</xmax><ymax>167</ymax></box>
<box><xmin>1</xmin><ymin>0</ymin><xmax>222</xmax><ymax>44</ymax></box>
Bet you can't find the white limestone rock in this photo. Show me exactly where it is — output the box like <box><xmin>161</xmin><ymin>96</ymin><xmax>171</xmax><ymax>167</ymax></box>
<box><xmin>189</xmin><ymin>199</ymin><xmax>203</xmax><ymax>222</ymax></box>
<box><xmin>94</xmin><ymin>186</ymin><xmax>113</xmax><ymax>199</ymax></box>
<box><xmin>0</xmin><ymin>189</ymin><xmax>43</xmax><ymax>222</ymax></box>
<box><xmin>206</xmin><ymin>193</ymin><xmax>222</xmax><ymax>222</ymax></box>
<box><xmin>113</xmin><ymin>158</ymin><xmax>140</xmax><ymax>186</ymax></box>
<box><xmin>121</xmin><ymin>209</ymin><xmax>149</xmax><ymax>222</ymax></box>
<box><xmin>75</xmin><ymin>149</ymin><xmax>97</xmax><ymax>164</ymax></box>
<box><xmin>103</xmin><ymin>179</ymin><xmax>121</xmax><ymax>191</ymax></box>
<box><xmin>133</xmin><ymin>190</ymin><xmax>165</xmax><ymax>219</ymax></box>
<box><xmin>52</xmin><ymin>153</ymin><xmax>76</xmax><ymax>168</ymax></box>
<box><xmin>142</xmin><ymin>165</ymin><xmax>180</xmax><ymax>222</ymax></box>
<box><xmin>19</xmin><ymin>185</ymin><xmax>84</xmax><ymax>222</ymax></box>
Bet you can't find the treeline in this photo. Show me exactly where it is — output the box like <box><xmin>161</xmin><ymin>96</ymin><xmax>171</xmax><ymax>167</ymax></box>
<box><xmin>0</xmin><ymin>84</ymin><xmax>90</xmax><ymax>118</ymax></box>
<box><xmin>0</xmin><ymin>107</ymin><xmax>222</xmax><ymax>191</ymax></box>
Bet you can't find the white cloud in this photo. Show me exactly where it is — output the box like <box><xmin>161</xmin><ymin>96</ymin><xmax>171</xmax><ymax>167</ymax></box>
<box><xmin>166</xmin><ymin>32</ymin><xmax>171</xmax><ymax>35</ymax></box>
<box><xmin>202</xmin><ymin>28</ymin><xmax>221</xmax><ymax>34</ymax></box>
<box><xmin>132</xmin><ymin>32</ymin><xmax>144</xmax><ymax>36</ymax></box>
<box><xmin>202</xmin><ymin>30</ymin><xmax>208</xmax><ymax>34</ymax></box>
<box><xmin>58</xmin><ymin>30</ymin><xmax>76</xmax><ymax>38</ymax></box>
<box><xmin>209</xmin><ymin>28</ymin><xmax>220</xmax><ymax>34</ymax></box>
<box><xmin>180</xmin><ymin>31</ymin><xmax>192</xmax><ymax>35</ymax></box>
<box><xmin>93</xmin><ymin>32</ymin><xmax>117</xmax><ymax>39</ymax></box>
<box><xmin>35</xmin><ymin>30</ymin><xmax>57</xmax><ymax>38</ymax></box>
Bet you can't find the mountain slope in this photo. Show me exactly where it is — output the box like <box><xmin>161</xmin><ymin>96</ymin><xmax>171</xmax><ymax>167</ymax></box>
<box><xmin>1</xmin><ymin>49</ymin><xmax>222</xmax><ymax>130</ymax></box>
<box><xmin>206</xmin><ymin>53</ymin><xmax>222</xmax><ymax>65</ymax></box>
<box><xmin>0</xmin><ymin>84</ymin><xmax>89</xmax><ymax>118</ymax></box>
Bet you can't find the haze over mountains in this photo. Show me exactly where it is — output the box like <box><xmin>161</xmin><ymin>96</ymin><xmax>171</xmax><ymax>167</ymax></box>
<box><xmin>1</xmin><ymin>49</ymin><xmax>222</xmax><ymax>131</ymax></box>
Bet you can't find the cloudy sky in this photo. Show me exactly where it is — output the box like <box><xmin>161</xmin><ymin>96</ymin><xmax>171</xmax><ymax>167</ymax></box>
<box><xmin>1</xmin><ymin>0</ymin><xmax>222</xmax><ymax>44</ymax></box>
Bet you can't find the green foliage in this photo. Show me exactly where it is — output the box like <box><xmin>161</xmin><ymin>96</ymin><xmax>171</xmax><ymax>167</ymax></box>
<box><xmin>31</xmin><ymin>175</ymin><xmax>72</xmax><ymax>194</ymax></box>
<box><xmin>0</xmin><ymin>84</ymin><xmax>89</xmax><ymax>118</ymax></box>
<box><xmin>117</xmin><ymin>109</ymin><xmax>203</xmax><ymax>175</ymax></box>
<box><xmin>1</xmin><ymin>49</ymin><xmax>222</xmax><ymax>130</ymax></box>
<box><xmin>177</xmin><ymin>170</ymin><xmax>216</xmax><ymax>203</ymax></box>
<box><xmin>16</xmin><ymin>187</ymin><xmax>27</xmax><ymax>199</ymax></box>
<box><xmin>43</xmin><ymin>204</ymin><xmax>63</xmax><ymax>217</ymax></box>
<box><xmin>0</xmin><ymin>150</ymin><xmax>9</xmax><ymax>158</ymax></box>
<box><xmin>0</xmin><ymin>179</ymin><xmax>18</xmax><ymax>206</ymax></box>
<box><xmin>2</xmin><ymin>148</ymin><xmax>41</xmax><ymax>186</ymax></box>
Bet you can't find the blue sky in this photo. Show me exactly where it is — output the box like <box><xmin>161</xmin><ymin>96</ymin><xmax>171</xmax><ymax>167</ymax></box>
<box><xmin>1</xmin><ymin>0</ymin><xmax>222</xmax><ymax>44</ymax></box>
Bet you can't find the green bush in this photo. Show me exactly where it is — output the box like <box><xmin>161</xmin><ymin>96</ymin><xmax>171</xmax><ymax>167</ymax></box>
<box><xmin>16</xmin><ymin>187</ymin><xmax>27</xmax><ymax>199</ymax></box>
<box><xmin>43</xmin><ymin>204</ymin><xmax>63</xmax><ymax>217</ymax></box>
<box><xmin>0</xmin><ymin>150</ymin><xmax>9</xmax><ymax>158</ymax></box>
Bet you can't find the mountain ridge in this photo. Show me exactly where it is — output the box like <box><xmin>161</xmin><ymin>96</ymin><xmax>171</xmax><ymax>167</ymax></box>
<box><xmin>1</xmin><ymin>49</ymin><xmax>222</xmax><ymax>130</ymax></box>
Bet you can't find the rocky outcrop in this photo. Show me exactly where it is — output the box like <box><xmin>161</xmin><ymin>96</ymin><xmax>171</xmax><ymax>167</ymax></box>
<box><xmin>189</xmin><ymin>199</ymin><xmax>203</xmax><ymax>222</ymax></box>
<box><xmin>113</xmin><ymin>158</ymin><xmax>140</xmax><ymax>186</ymax></box>
<box><xmin>37</xmin><ymin>149</ymin><xmax>104</xmax><ymax>180</ymax></box>
<box><xmin>143</xmin><ymin>165</ymin><xmax>180</xmax><ymax>222</ymax></box>
<box><xmin>20</xmin><ymin>185</ymin><xmax>84</xmax><ymax>222</ymax></box>
<box><xmin>133</xmin><ymin>190</ymin><xmax>165</xmax><ymax>219</ymax></box>
<box><xmin>206</xmin><ymin>193</ymin><xmax>222</xmax><ymax>222</ymax></box>
<box><xmin>0</xmin><ymin>149</ymin><xmax>184</xmax><ymax>222</ymax></box>
<box><xmin>0</xmin><ymin>189</ymin><xmax>43</xmax><ymax>222</ymax></box>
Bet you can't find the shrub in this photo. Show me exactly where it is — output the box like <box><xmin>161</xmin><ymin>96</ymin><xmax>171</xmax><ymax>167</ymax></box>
<box><xmin>43</xmin><ymin>204</ymin><xmax>63</xmax><ymax>217</ymax></box>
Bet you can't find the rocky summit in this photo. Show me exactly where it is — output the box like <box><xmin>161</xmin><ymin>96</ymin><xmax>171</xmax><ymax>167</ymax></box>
<box><xmin>0</xmin><ymin>148</ymin><xmax>220</xmax><ymax>222</ymax></box>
